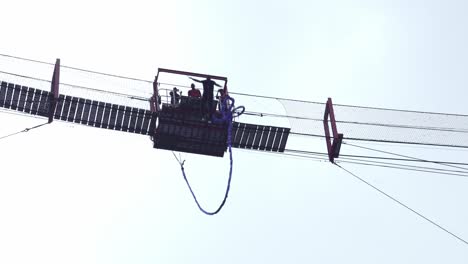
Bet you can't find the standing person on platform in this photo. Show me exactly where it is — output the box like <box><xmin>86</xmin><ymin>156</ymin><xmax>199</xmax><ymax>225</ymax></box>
<box><xmin>169</xmin><ymin>87</ymin><xmax>181</xmax><ymax>106</ymax></box>
<box><xmin>189</xmin><ymin>77</ymin><xmax>221</xmax><ymax>120</ymax></box>
<box><xmin>188</xmin><ymin>83</ymin><xmax>201</xmax><ymax>98</ymax></box>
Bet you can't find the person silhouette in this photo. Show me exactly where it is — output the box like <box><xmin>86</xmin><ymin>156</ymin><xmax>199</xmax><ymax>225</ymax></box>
<box><xmin>169</xmin><ymin>87</ymin><xmax>181</xmax><ymax>106</ymax></box>
<box><xmin>189</xmin><ymin>77</ymin><xmax>221</xmax><ymax>120</ymax></box>
<box><xmin>188</xmin><ymin>83</ymin><xmax>201</xmax><ymax>98</ymax></box>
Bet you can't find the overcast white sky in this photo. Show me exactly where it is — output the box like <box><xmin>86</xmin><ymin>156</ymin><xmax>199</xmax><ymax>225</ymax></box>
<box><xmin>1</xmin><ymin>0</ymin><xmax>468</xmax><ymax>263</ymax></box>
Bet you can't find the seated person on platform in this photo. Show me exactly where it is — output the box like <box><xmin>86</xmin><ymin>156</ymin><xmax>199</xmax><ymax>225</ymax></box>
<box><xmin>170</xmin><ymin>87</ymin><xmax>181</xmax><ymax>106</ymax></box>
<box><xmin>188</xmin><ymin>83</ymin><xmax>201</xmax><ymax>98</ymax></box>
<box><xmin>216</xmin><ymin>88</ymin><xmax>225</xmax><ymax>99</ymax></box>
<box><xmin>216</xmin><ymin>88</ymin><xmax>227</xmax><ymax>111</ymax></box>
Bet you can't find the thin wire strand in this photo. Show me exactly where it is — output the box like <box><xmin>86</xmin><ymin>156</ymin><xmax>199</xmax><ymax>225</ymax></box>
<box><xmin>2</xmin><ymin>97</ymin><xmax>150</xmax><ymax>115</ymax></box>
<box><xmin>227</xmin><ymin>121</ymin><xmax>468</xmax><ymax>149</ymax></box>
<box><xmin>0</xmin><ymin>53</ymin><xmax>152</xmax><ymax>83</ymax></box>
<box><xmin>244</xmin><ymin>111</ymin><xmax>468</xmax><ymax>133</ymax></box>
<box><xmin>3</xmin><ymin>52</ymin><xmax>468</xmax><ymax>117</ymax></box>
<box><xmin>334</xmin><ymin>163</ymin><xmax>468</xmax><ymax>246</ymax></box>
<box><xmin>337</xmin><ymin>156</ymin><xmax>468</xmax><ymax>175</ymax></box>
<box><xmin>237</xmin><ymin>148</ymin><xmax>329</xmax><ymax>163</ymax></box>
<box><xmin>3</xmin><ymin>66</ymin><xmax>468</xmax><ymax>137</ymax></box>
<box><xmin>0</xmin><ymin>70</ymin><xmax>50</xmax><ymax>84</ymax></box>
<box><xmin>0</xmin><ymin>53</ymin><xmax>53</xmax><ymax>66</ymax></box>
<box><xmin>0</xmin><ymin>70</ymin><xmax>151</xmax><ymax>101</ymax></box>
<box><xmin>221</xmin><ymin>118</ymin><xmax>468</xmax><ymax>149</ymax></box>
<box><xmin>344</xmin><ymin>136</ymin><xmax>468</xmax><ymax>149</ymax></box>
<box><xmin>0</xmin><ymin>108</ymin><xmax>45</xmax><ymax>120</ymax></box>
<box><xmin>340</xmin><ymin>138</ymin><xmax>468</xmax><ymax>152</ymax></box>
<box><xmin>1</xmin><ymin>107</ymin><xmax>466</xmax><ymax>178</ymax></box>
<box><xmin>242</xmin><ymin>148</ymin><xmax>468</xmax><ymax>178</ymax></box>
<box><xmin>281</xmin><ymin>149</ymin><xmax>468</xmax><ymax>177</ymax></box>
<box><xmin>337</xmin><ymin>160</ymin><xmax>468</xmax><ymax>178</ymax></box>
<box><xmin>0</xmin><ymin>122</ymin><xmax>49</xmax><ymax>141</ymax></box>
<box><xmin>1</xmin><ymin>99</ymin><xmax>467</xmax><ymax>167</ymax></box>
<box><xmin>343</xmin><ymin>142</ymin><xmax>468</xmax><ymax>172</ymax></box>
<box><xmin>3</xmin><ymin>53</ymin><xmax>468</xmax><ymax>148</ymax></box>
<box><xmin>285</xmin><ymin>148</ymin><xmax>468</xmax><ymax>166</ymax></box>
<box><xmin>158</xmin><ymin>80</ymin><xmax>468</xmax><ymax>117</ymax></box>
<box><xmin>334</xmin><ymin>103</ymin><xmax>468</xmax><ymax>118</ymax></box>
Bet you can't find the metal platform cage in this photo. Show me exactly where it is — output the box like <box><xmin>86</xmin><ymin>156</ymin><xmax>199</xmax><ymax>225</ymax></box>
<box><xmin>151</xmin><ymin>68</ymin><xmax>228</xmax><ymax>112</ymax></box>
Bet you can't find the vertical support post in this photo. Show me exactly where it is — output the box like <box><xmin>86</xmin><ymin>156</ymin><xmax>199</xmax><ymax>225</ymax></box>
<box><xmin>151</xmin><ymin>74</ymin><xmax>160</xmax><ymax>113</ymax></box>
<box><xmin>149</xmin><ymin>74</ymin><xmax>160</xmax><ymax>139</ymax></box>
<box><xmin>323</xmin><ymin>98</ymin><xmax>333</xmax><ymax>162</ymax></box>
<box><xmin>323</xmin><ymin>98</ymin><xmax>343</xmax><ymax>163</ymax></box>
<box><xmin>48</xmin><ymin>58</ymin><xmax>60</xmax><ymax>123</ymax></box>
<box><xmin>328</xmin><ymin>98</ymin><xmax>338</xmax><ymax>137</ymax></box>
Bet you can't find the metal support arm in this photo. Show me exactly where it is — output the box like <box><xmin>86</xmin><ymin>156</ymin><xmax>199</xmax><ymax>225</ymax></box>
<box><xmin>323</xmin><ymin>98</ymin><xmax>343</xmax><ymax>163</ymax></box>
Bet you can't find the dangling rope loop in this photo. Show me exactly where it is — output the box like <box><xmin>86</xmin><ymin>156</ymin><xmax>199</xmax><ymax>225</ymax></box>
<box><xmin>175</xmin><ymin>95</ymin><xmax>244</xmax><ymax>215</ymax></box>
<box><xmin>232</xmin><ymin>106</ymin><xmax>245</xmax><ymax>118</ymax></box>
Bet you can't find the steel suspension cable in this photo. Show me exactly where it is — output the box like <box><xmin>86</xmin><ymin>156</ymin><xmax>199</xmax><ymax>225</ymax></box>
<box><xmin>343</xmin><ymin>142</ymin><xmax>468</xmax><ymax>172</ymax></box>
<box><xmin>0</xmin><ymin>53</ymin><xmax>152</xmax><ymax>83</ymax></box>
<box><xmin>335</xmin><ymin>163</ymin><xmax>468</xmax><ymax>247</ymax></box>
<box><xmin>0</xmin><ymin>70</ymin><xmax>150</xmax><ymax>101</ymax></box>
<box><xmin>0</xmin><ymin>122</ymin><xmax>49</xmax><ymax>141</ymax></box>
<box><xmin>336</xmin><ymin>160</ymin><xmax>468</xmax><ymax>178</ymax></box>
<box><xmin>3</xmin><ymin>52</ymin><xmax>468</xmax><ymax>117</ymax></box>
<box><xmin>285</xmin><ymin>148</ymin><xmax>468</xmax><ymax>166</ymax></box>
<box><xmin>239</xmin><ymin>148</ymin><xmax>468</xmax><ymax>178</ymax></box>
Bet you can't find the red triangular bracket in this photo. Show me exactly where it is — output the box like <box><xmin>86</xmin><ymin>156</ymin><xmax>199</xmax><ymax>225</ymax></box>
<box><xmin>323</xmin><ymin>98</ymin><xmax>343</xmax><ymax>163</ymax></box>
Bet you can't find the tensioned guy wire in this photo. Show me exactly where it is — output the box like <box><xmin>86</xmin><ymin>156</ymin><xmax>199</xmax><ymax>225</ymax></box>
<box><xmin>237</xmin><ymin>147</ymin><xmax>468</xmax><ymax>178</ymax></box>
<box><xmin>0</xmin><ymin>122</ymin><xmax>49</xmax><ymax>141</ymax></box>
<box><xmin>334</xmin><ymin>163</ymin><xmax>468</xmax><ymax>247</ymax></box>
<box><xmin>285</xmin><ymin>148</ymin><xmax>468</xmax><ymax>166</ymax></box>
<box><xmin>0</xmin><ymin>70</ymin><xmax>150</xmax><ymax>101</ymax></box>
<box><xmin>343</xmin><ymin>142</ymin><xmax>468</xmax><ymax>172</ymax></box>
<box><xmin>3</xmin><ymin>52</ymin><xmax>468</xmax><ymax>117</ymax></box>
<box><xmin>0</xmin><ymin>53</ymin><xmax>152</xmax><ymax>83</ymax></box>
<box><xmin>337</xmin><ymin>160</ymin><xmax>468</xmax><ymax>178</ymax></box>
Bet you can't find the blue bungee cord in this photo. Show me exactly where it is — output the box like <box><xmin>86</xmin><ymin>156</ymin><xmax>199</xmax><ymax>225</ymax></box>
<box><xmin>174</xmin><ymin>95</ymin><xmax>243</xmax><ymax>215</ymax></box>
